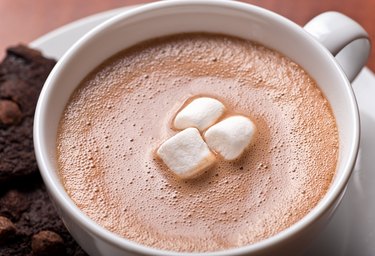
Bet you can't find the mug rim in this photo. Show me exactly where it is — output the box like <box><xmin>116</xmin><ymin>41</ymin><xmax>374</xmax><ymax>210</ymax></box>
<box><xmin>34</xmin><ymin>0</ymin><xmax>360</xmax><ymax>255</ymax></box>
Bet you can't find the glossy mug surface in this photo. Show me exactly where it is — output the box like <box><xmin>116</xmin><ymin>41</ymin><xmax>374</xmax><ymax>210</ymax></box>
<box><xmin>34</xmin><ymin>1</ymin><xmax>369</xmax><ymax>255</ymax></box>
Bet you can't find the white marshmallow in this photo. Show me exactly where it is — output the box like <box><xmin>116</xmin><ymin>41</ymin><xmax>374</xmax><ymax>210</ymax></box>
<box><xmin>173</xmin><ymin>97</ymin><xmax>225</xmax><ymax>131</ymax></box>
<box><xmin>157</xmin><ymin>128</ymin><xmax>216</xmax><ymax>179</ymax></box>
<box><xmin>204</xmin><ymin>115</ymin><xmax>256</xmax><ymax>161</ymax></box>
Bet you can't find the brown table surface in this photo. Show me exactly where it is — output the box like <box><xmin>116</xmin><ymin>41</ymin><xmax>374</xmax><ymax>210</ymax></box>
<box><xmin>1</xmin><ymin>0</ymin><xmax>374</xmax><ymax>71</ymax></box>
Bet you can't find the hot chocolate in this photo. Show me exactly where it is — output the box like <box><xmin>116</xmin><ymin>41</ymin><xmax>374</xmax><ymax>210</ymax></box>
<box><xmin>57</xmin><ymin>33</ymin><xmax>338</xmax><ymax>252</ymax></box>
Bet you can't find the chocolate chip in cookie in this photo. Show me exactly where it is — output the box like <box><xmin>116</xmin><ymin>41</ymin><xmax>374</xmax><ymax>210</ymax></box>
<box><xmin>0</xmin><ymin>99</ymin><xmax>22</xmax><ymax>125</ymax></box>
<box><xmin>32</xmin><ymin>230</ymin><xmax>65</xmax><ymax>256</ymax></box>
<box><xmin>0</xmin><ymin>216</ymin><xmax>16</xmax><ymax>243</ymax></box>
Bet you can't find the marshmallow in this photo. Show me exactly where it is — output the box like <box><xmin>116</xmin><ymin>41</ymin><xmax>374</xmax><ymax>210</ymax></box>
<box><xmin>157</xmin><ymin>128</ymin><xmax>216</xmax><ymax>179</ymax></box>
<box><xmin>204</xmin><ymin>115</ymin><xmax>256</xmax><ymax>161</ymax></box>
<box><xmin>174</xmin><ymin>97</ymin><xmax>225</xmax><ymax>131</ymax></box>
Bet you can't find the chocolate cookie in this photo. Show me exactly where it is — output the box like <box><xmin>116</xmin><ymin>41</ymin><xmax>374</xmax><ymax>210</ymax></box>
<box><xmin>0</xmin><ymin>45</ymin><xmax>55</xmax><ymax>183</ymax></box>
<box><xmin>0</xmin><ymin>176</ymin><xmax>87</xmax><ymax>256</ymax></box>
<box><xmin>0</xmin><ymin>46</ymin><xmax>88</xmax><ymax>256</ymax></box>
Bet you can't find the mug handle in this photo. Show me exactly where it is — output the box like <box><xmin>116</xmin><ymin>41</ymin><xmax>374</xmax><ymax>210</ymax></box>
<box><xmin>304</xmin><ymin>12</ymin><xmax>371</xmax><ymax>82</ymax></box>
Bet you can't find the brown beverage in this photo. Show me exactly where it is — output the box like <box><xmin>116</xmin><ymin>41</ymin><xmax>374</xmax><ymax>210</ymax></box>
<box><xmin>57</xmin><ymin>33</ymin><xmax>338</xmax><ymax>252</ymax></box>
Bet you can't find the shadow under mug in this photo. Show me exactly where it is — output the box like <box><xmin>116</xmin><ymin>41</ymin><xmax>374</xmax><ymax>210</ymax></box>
<box><xmin>34</xmin><ymin>1</ymin><xmax>370</xmax><ymax>255</ymax></box>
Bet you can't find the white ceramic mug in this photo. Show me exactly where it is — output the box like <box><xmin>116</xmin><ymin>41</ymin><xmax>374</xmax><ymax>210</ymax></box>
<box><xmin>33</xmin><ymin>1</ymin><xmax>370</xmax><ymax>255</ymax></box>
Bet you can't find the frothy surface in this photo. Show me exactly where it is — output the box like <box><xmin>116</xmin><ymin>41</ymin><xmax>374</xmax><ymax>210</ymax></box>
<box><xmin>57</xmin><ymin>33</ymin><xmax>338</xmax><ymax>252</ymax></box>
